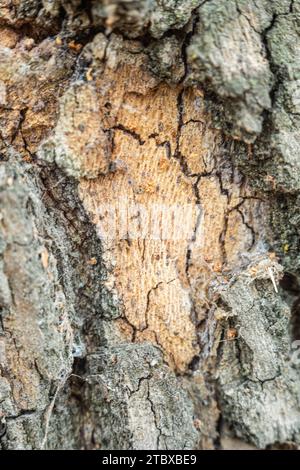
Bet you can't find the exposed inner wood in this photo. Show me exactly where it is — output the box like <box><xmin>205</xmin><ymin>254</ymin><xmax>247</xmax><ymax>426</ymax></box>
<box><xmin>46</xmin><ymin>59</ymin><xmax>264</xmax><ymax>373</ymax></box>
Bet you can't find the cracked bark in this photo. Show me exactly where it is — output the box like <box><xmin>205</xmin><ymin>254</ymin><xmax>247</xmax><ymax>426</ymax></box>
<box><xmin>1</xmin><ymin>0</ymin><xmax>300</xmax><ymax>450</ymax></box>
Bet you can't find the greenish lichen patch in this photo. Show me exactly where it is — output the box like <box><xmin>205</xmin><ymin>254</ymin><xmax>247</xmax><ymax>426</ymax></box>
<box><xmin>85</xmin><ymin>343</ymin><xmax>199</xmax><ymax>450</ymax></box>
<box><xmin>215</xmin><ymin>257</ymin><xmax>300</xmax><ymax>447</ymax></box>
<box><xmin>187</xmin><ymin>0</ymin><xmax>273</xmax><ymax>142</ymax></box>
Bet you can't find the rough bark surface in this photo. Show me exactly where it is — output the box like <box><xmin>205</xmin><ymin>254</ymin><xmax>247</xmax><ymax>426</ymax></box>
<box><xmin>0</xmin><ymin>0</ymin><xmax>300</xmax><ymax>450</ymax></box>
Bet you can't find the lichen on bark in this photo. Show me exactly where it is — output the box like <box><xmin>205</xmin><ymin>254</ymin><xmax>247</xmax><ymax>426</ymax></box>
<box><xmin>1</xmin><ymin>0</ymin><xmax>300</xmax><ymax>451</ymax></box>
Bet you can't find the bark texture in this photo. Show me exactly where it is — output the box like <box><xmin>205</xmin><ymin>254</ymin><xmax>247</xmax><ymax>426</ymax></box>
<box><xmin>0</xmin><ymin>0</ymin><xmax>300</xmax><ymax>450</ymax></box>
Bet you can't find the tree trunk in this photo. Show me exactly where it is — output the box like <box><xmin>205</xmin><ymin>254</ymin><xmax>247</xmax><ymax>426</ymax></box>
<box><xmin>0</xmin><ymin>0</ymin><xmax>300</xmax><ymax>450</ymax></box>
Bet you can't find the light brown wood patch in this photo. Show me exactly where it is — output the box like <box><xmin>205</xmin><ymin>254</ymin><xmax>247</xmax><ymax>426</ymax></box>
<box><xmin>53</xmin><ymin>55</ymin><xmax>263</xmax><ymax>373</ymax></box>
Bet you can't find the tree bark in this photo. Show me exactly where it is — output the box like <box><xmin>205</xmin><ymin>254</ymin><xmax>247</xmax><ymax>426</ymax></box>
<box><xmin>0</xmin><ymin>0</ymin><xmax>300</xmax><ymax>450</ymax></box>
